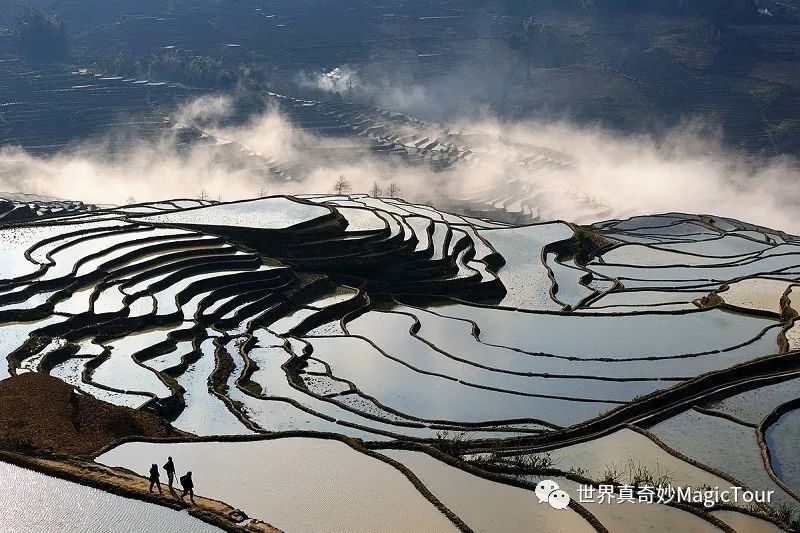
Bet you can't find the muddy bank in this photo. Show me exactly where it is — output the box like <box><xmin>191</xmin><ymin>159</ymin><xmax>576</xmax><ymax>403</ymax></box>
<box><xmin>0</xmin><ymin>372</ymin><xmax>280</xmax><ymax>532</ymax></box>
<box><xmin>0</xmin><ymin>372</ymin><xmax>187</xmax><ymax>456</ymax></box>
<box><xmin>0</xmin><ymin>449</ymin><xmax>279</xmax><ymax>533</ymax></box>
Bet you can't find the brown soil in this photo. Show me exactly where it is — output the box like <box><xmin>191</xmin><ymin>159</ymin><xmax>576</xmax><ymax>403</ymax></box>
<box><xmin>0</xmin><ymin>372</ymin><xmax>188</xmax><ymax>456</ymax></box>
<box><xmin>0</xmin><ymin>372</ymin><xmax>281</xmax><ymax>531</ymax></box>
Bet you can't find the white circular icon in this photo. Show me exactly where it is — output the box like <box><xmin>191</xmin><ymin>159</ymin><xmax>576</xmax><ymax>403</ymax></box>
<box><xmin>548</xmin><ymin>489</ymin><xmax>571</xmax><ymax>510</ymax></box>
<box><xmin>535</xmin><ymin>479</ymin><xmax>571</xmax><ymax>509</ymax></box>
<box><xmin>535</xmin><ymin>479</ymin><xmax>560</xmax><ymax>503</ymax></box>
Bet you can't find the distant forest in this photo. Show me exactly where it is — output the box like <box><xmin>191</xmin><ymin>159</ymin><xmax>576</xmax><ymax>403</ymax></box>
<box><xmin>499</xmin><ymin>0</ymin><xmax>757</xmax><ymax>20</ymax></box>
<box><xmin>15</xmin><ymin>5</ymin><xmax>68</xmax><ymax>60</ymax></box>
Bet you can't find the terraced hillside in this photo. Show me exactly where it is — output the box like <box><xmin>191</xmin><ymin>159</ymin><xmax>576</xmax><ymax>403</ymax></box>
<box><xmin>212</xmin><ymin>92</ymin><xmax>611</xmax><ymax>225</ymax></box>
<box><xmin>45</xmin><ymin>0</ymin><xmax>800</xmax><ymax>154</ymax></box>
<box><xmin>0</xmin><ymin>60</ymin><xmax>198</xmax><ymax>155</ymax></box>
<box><xmin>2</xmin><ymin>195</ymin><xmax>799</xmax><ymax>531</ymax></box>
<box><xmin>0</xmin><ymin>192</ymin><xmax>97</xmax><ymax>221</ymax></box>
<box><xmin>0</xmin><ymin>60</ymin><xmax>596</xmax><ymax>225</ymax></box>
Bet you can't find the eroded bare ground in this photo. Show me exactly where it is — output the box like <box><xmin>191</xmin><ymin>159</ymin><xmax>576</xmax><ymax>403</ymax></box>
<box><xmin>1</xmin><ymin>196</ymin><xmax>799</xmax><ymax>532</ymax></box>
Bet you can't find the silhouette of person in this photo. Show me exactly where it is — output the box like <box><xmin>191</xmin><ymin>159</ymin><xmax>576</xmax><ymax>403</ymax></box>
<box><xmin>148</xmin><ymin>464</ymin><xmax>162</xmax><ymax>494</ymax></box>
<box><xmin>180</xmin><ymin>471</ymin><xmax>195</xmax><ymax>504</ymax></box>
<box><xmin>163</xmin><ymin>457</ymin><xmax>175</xmax><ymax>490</ymax></box>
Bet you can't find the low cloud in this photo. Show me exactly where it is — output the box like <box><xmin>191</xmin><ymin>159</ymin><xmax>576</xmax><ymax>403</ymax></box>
<box><xmin>295</xmin><ymin>66</ymin><xmax>438</xmax><ymax>117</ymax></box>
<box><xmin>0</xmin><ymin>92</ymin><xmax>798</xmax><ymax>232</ymax></box>
<box><xmin>451</xmin><ymin>117</ymin><xmax>800</xmax><ymax>230</ymax></box>
<box><xmin>296</xmin><ymin>66</ymin><xmax>363</xmax><ymax>95</ymax></box>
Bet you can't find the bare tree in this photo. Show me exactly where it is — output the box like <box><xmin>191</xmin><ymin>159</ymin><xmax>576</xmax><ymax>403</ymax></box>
<box><xmin>333</xmin><ymin>174</ymin><xmax>352</xmax><ymax>195</ymax></box>
<box><xmin>125</xmin><ymin>195</ymin><xmax>136</xmax><ymax>205</ymax></box>
<box><xmin>199</xmin><ymin>188</ymin><xmax>208</xmax><ymax>201</ymax></box>
<box><xmin>370</xmin><ymin>181</ymin><xmax>382</xmax><ymax>197</ymax></box>
<box><xmin>259</xmin><ymin>186</ymin><xmax>269</xmax><ymax>197</ymax></box>
<box><xmin>387</xmin><ymin>182</ymin><xmax>400</xmax><ymax>198</ymax></box>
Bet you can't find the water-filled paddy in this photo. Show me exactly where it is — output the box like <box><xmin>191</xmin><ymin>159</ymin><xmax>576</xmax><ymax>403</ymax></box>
<box><xmin>702</xmin><ymin>376</ymin><xmax>800</xmax><ymax>424</ymax></box>
<box><xmin>3</xmin><ymin>197</ymin><xmax>799</xmax><ymax>531</ymax></box>
<box><xmin>649</xmin><ymin>409</ymin><xmax>798</xmax><ymax>508</ymax></box>
<box><xmin>547</xmin><ymin>255</ymin><xmax>596</xmax><ymax>308</ymax></box>
<box><xmin>716</xmin><ymin>278</ymin><xmax>792</xmax><ymax>314</ymax></box>
<box><xmin>0</xmin><ymin>316</ymin><xmax>68</xmax><ymax>378</ymax></box>
<box><xmin>545</xmin><ymin>428</ymin><xmax>732</xmax><ymax>491</ymax></box>
<box><xmin>92</xmin><ymin>282</ymin><xmax>128</xmax><ymax>313</ymax></box>
<box><xmin>1</xmin><ymin>221</ymin><xmax>129</xmax><ymax>280</ymax></box>
<box><xmin>98</xmin><ymin>438</ymin><xmax>459</xmax><ymax>532</ymax></box>
<box><xmin>423</xmin><ymin>301</ymin><xmax>778</xmax><ymax>359</ymax></box>
<box><xmin>587</xmin><ymin>253</ymin><xmax>800</xmax><ymax>283</ymax></box>
<box><xmin>598</xmin><ymin>243</ymin><xmax>750</xmax><ymax>267</ymax></box>
<box><xmin>307</xmin><ymin>286</ymin><xmax>359</xmax><ymax>308</ymax></box>
<box><xmin>267</xmin><ymin>308</ymin><xmax>319</xmax><ymax>335</ymax></box>
<box><xmin>172</xmin><ymin>337</ymin><xmax>254</xmax><ymax>435</ymax></box>
<box><xmin>240</xmin><ymin>343</ymin><xmax>451</xmax><ymax>439</ymax></box>
<box><xmin>588</xmin><ymin>290</ymin><xmax>712</xmax><ymax>308</ymax></box>
<box><xmin>479</xmin><ymin>223</ymin><xmax>573</xmax><ymax>311</ymax></box>
<box><xmin>765</xmin><ymin>407</ymin><xmax>800</xmax><ymax>493</ymax></box>
<box><xmin>49</xmin><ymin>357</ymin><xmax>152</xmax><ymax>409</ymax></box>
<box><xmin>382</xmin><ymin>449</ymin><xmax>594</xmax><ymax>533</ymax></box>
<box><xmin>52</xmin><ymin>284</ymin><xmax>98</xmax><ymax>314</ymax></box>
<box><xmin>653</xmin><ymin>235</ymin><xmax>772</xmax><ymax>257</ymax></box>
<box><xmin>786</xmin><ymin>286</ymin><xmax>800</xmax><ymax>350</ymax></box>
<box><xmin>91</xmin><ymin>328</ymin><xmax>176</xmax><ymax>398</ymax></box>
<box><xmin>303</xmin><ymin>335</ymin><xmax>615</xmax><ymax>426</ymax></box>
<box><xmin>346</xmin><ymin>309</ymin><xmax>665</xmax><ymax>401</ymax></box>
<box><xmin>152</xmin><ymin>268</ymin><xmax>271</xmax><ymax>317</ymax></box>
<box><xmin>709</xmin><ymin>511</ymin><xmax>784</xmax><ymax>533</ymax></box>
<box><xmin>40</xmin><ymin>229</ymin><xmax>156</xmax><ymax>281</ymax></box>
<box><xmin>0</xmin><ymin>288</ymin><xmax>58</xmax><ymax>311</ymax></box>
<box><xmin>624</xmin><ymin>221</ymin><xmax>718</xmax><ymax>238</ymax></box>
<box><xmin>0</xmin><ymin>462</ymin><xmax>220</xmax><ymax>533</ymax></box>
<box><xmin>337</xmin><ymin>206</ymin><xmax>388</xmax><ymax>233</ymax></box>
<box><xmin>383</xmin><ymin>302</ymin><xmax>757</xmax><ymax>379</ymax></box>
<box><xmin>141</xmin><ymin>197</ymin><xmax>331</xmax><ymax>230</ymax></box>
<box><xmin>143</xmin><ymin>339</ymin><xmax>194</xmax><ymax>372</ymax></box>
<box><xmin>429</xmin><ymin>221</ymin><xmax>450</xmax><ymax>261</ymax></box>
<box><xmin>72</xmin><ymin>231</ymin><xmax>205</xmax><ymax>276</ymax></box>
<box><xmin>606</xmin><ymin>215</ymin><xmax>689</xmax><ymax>231</ymax></box>
<box><xmin>406</xmin><ymin>216</ymin><xmax>433</xmax><ymax>252</ymax></box>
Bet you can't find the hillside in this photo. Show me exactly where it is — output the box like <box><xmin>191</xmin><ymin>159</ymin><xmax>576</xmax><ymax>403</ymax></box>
<box><xmin>0</xmin><ymin>372</ymin><xmax>188</xmax><ymax>456</ymax></box>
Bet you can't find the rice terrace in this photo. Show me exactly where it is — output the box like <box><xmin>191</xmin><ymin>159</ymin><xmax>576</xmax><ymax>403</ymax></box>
<box><xmin>1</xmin><ymin>0</ymin><xmax>800</xmax><ymax>532</ymax></box>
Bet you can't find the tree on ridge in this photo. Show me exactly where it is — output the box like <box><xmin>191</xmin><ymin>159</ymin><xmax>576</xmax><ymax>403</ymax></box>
<box><xmin>334</xmin><ymin>175</ymin><xmax>352</xmax><ymax>195</ymax></box>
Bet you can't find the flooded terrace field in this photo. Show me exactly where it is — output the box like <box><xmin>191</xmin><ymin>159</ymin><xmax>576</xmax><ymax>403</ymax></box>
<box><xmin>0</xmin><ymin>197</ymin><xmax>798</xmax><ymax>532</ymax></box>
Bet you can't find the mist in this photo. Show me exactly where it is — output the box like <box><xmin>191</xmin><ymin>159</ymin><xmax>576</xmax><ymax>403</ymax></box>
<box><xmin>465</xmin><ymin>117</ymin><xmax>800</xmax><ymax>230</ymax></box>
<box><xmin>0</xmin><ymin>91</ymin><xmax>798</xmax><ymax>232</ymax></box>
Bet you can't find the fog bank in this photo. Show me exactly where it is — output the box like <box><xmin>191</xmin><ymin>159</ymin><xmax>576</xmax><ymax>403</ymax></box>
<box><xmin>0</xmin><ymin>93</ymin><xmax>798</xmax><ymax>231</ymax></box>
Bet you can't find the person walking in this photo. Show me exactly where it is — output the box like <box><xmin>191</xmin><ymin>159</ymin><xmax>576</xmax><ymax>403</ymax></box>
<box><xmin>163</xmin><ymin>457</ymin><xmax>175</xmax><ymax>491</ymax></box>
<box><xmin>179</xmin><ymin>471</ymin><xmax>195</xmax><ymax>504</ymax></box>
<box><xmin>148</xmin><ymin>464</ymin><xmax>162</xmax><ymax>495</ymax></box>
